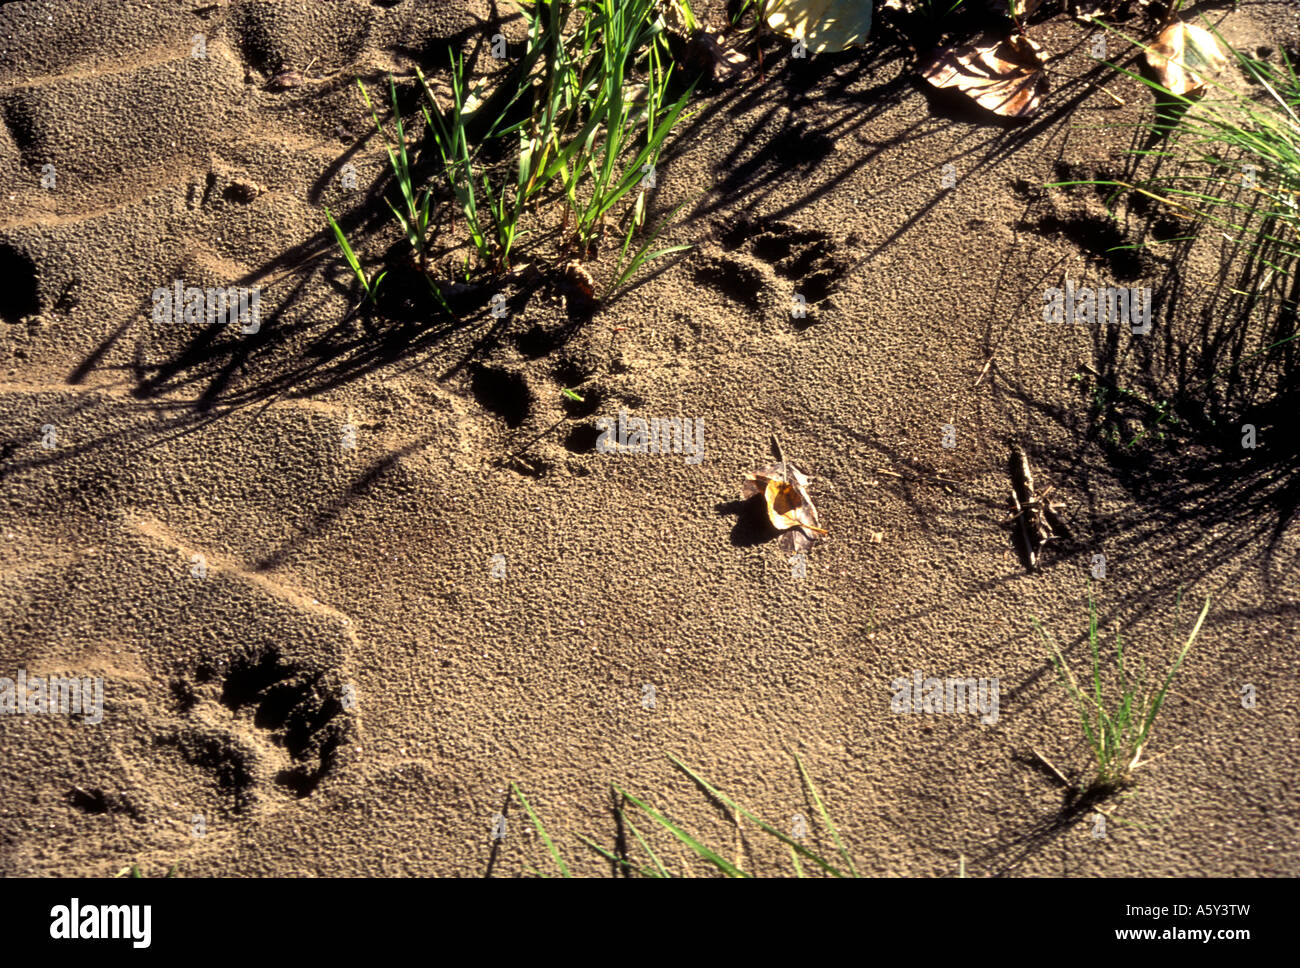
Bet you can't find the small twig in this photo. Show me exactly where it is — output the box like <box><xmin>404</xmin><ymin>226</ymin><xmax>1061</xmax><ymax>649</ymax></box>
<box><xmin>772</xmin><ymin>434</ymin><xmax>788</xmax><ymax>483</ymax></box>
<box><xmin>1031</xmin><ymin>748</ymin><xmax>1071</xmax><ymax>788</ymax></box>
<box><xmin>1011</xmin><ymin>489</ymin><xmax>1037</xmax><ymax>569</ymax></box>
<box><xmin>1132</xmin><ymin>744</ymin><xmax>1182</xmax><ymax>770</ymax></box>
<box><xmin>877</xmin><ymin>467</ymin><xmax>960</xmax><ymax>486</ymax></box>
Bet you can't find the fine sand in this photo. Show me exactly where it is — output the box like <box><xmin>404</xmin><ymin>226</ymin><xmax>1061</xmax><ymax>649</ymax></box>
<box><xmin>1</xmin><ymin>0</ymin><xmax>1297</xmax><ymax>876</ymax></box>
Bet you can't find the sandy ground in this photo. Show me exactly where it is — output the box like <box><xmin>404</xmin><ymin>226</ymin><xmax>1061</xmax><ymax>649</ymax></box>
<box><xmin>0</xmin><ymin>0</ymin><xmax>1297</xmax><ymax>877</ymax></box>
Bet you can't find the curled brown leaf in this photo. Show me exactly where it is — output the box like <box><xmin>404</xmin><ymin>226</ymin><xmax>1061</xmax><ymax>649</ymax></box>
<box><xmin>1144</xmin><ymin>21</ymin><xmax>1227</xmax><ymax>97</ymax></box>
<box><xmin>920</xmin><ymin>33</ymin><xmax>1049</xmax><ymax>119</ymax></box>
<box><xmin>742</xmin><ymin>461</ymin><xmax>828</xmax><ymax>556</ymax></box>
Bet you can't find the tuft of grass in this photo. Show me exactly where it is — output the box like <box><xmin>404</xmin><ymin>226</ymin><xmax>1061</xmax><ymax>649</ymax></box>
<box><xmin>115</xmin><ymin>863</ymin><xmax>178</xmax><ymax>878</ymax></box>
<box><xmin>1034</xmin><ymin>589</ymin><xmax>1210</xmax><ymax>791</ymax></box>
<box><xmin>514</xmin><ymin>751</ymin><xmax>859</xmax><ymax>877</ymax></box>
<box><xmin>358</xmin><ymin>76</ymin><xmax>436</xmax><ymax>274</ymax></box>
<box><xmin>565</xmin><ymin>0</ymin><xmax>693</xmax><ymax>257</ymax></box>
<box><xmin>335</xmin><ymin>1</ymin><xmax>697</xmax><ymax>310</ymax></box>
<box><xmin>349</xmin><ymin>75</ymin><xmax>452</xmax><ymax>312</ymax></box>
<box><xmin>602</xmin><ymin>199</ymin><xmax>693</xmax><ymax>300</ymax></box>
<box><xmin>419</xmin><ymin>54</ymin><xmax>532</xmax><ymax>275</ymax></box>
<box><xmin>516</xmin><ymin>0</ymin><xmax>695</xmax><ymax>259</ymax></box>
<box><xmin>1111</xmin><ymin>31</ymin><xmax>1300</xmax><ymax>275</ymax></box>
<box><xmin>325</xmin><ymin>206</ymin><xmax>386</xmax><ymax>303</ymax></box>
<box><xmin>1049</xmin><ymin>23</ymin><xmax>1300</xmax><ymax>411</ymax></box>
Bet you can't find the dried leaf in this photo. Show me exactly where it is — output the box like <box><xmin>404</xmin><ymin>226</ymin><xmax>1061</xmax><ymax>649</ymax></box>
<box><xmin>920</xmin><ymin>33</ymin><xmax>1049</xmax><ymax>119</ymax></box>
<box><xmin>267</xmin><ymin>70</ymin><xmax>301</xmax><ymax>90</ymax></box>
<box><xmin>685</xmin><ymin>28</ymin><xmax>749</xmax><ymax>81</ymax></box>
<box><xmin>742</xmin><ymin>461</ymin><xmax>828</xmax><ymax>555</ymax></box>
<box><xmin>1144</xmin><ymin>21</ymin><xmax>1227</xmax><ymax>97</ymax></box>
<box><xmin>1072</xmin><ymin>0</ymin><xmax>1158</xmax><ymax>21</ymax></box>
<box><xmin>1070</xmin><ymin>0</ymin><xmax>1116</xmax><ymax>18</ymax></box>
<box><xmin>763</xmin><ymin>478</ymin><xmax>816</xmax><ymax>531</ymax></box>
<box><xmin>558</xmin><ymin>260</ymin><xmax>598</xmax><ymax>310</ymax></box>
<box><xmin>765</xmin><ymin>0</ymin><xmax>873</xmax><ymax>55</ymax></box>
<box><xmin>660</xmin><ymin>0</ymin><xmax>697</xmax><ymax>36</ymax></box>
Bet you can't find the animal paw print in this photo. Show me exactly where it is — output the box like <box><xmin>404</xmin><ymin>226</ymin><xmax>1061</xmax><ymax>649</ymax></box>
<box><xmin>165</xmin><ymin>648</ymin><xmax>348</xmax><ymax>815</ymax></box>
<box><xmin>696</xmin><ymin>217</ymin><xmax>850</xmax><ymax>324</ymax></box>
<box><xmin>725</xmin><ymin>217</ymin><xmax>849</xmax><ymax>306</ymax></box>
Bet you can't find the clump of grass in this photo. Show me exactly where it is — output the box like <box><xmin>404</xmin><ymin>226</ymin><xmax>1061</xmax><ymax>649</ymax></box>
<box><xmin>506</xmin><ymin>0</ymin><xmax>695</xmax><ymax>268</ymax></box>
<box><xmin>1118</xmin><ymin>34</ymin><xmax>1300</xmax><ymax>276</ymax></box>
<box><xmin>329</xmin><ymin>76</ymin><xmax>450</xmax><ymax>312</ymax></box>
<box><xmin>327</xmin><ymin>0</ymin><xmax>696</xmax><ymax>311</ymax></box>
<box><xmin>1034</xmin><ymin>590</ymin><xmax>1210</xmax><ymax>792</ymax></box>
<box><xmin>1051</xmin><ymin>24</ymin><xmax>1300</xmax><ymax>413</ymax></box>
<box><xmin>324</xmin><ymin>206</ymin><xmax>386</xmax><ymax>304</ymax></box>
<box><xmin>115</xmin><ymin>863</ymin><xmax>178</xmax><ymax>878</ymax></box>
<box><xmin>419</xmin><ymin>53</ymin><xmax>531</xmax><ymax>275</ymax></box>
<box><xmin>549</xmin><ymin>0</ymin><xmax>694</xmax><ymax>259</ymax></box>
<box><xmin>515</xmin><ymin>752</ymin><xmax>859</xmax><ymax>877</ymax></box>
<box><xmin>358</xmin><ymin>76</ymin><xmax>437</xmax><ymax>276</ymax></box>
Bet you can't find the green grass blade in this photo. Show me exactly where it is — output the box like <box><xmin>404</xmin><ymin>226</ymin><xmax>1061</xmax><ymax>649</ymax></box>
<box><xmin>511</xmin><ymin>782</ymin><xmax>571</xmax><ymax>878</ymax></box>
<box><xmin>793</xmin><ymin>752</ymin><xmax>859</xmax><ymax>877</ymax></box>
<box><xmin>665</xmin><ymin>752</ymin><xmax>850</xmax><ymax>877</ymax></box>
<box><xmin>613</xmin><ymin>783</ymin><xmax>750</xmax><ymax>877</ymax></box>
<box><xmin>576</xmin><ymin>833</ymin><xmax>663</xmax><ymax>878</ymax></box>
<box><xmin>1142</xmin><ymin>596</ymin><xmax>1211</xmax><ymax>741</ymax></box>
<box><xmin>324</xmin><ymin>205</ymin><xmax>374</xmax><ymax>300</ymax></box>
<box><xmin>621</xmin><ymin>811</ymin><xmax>672</xmax><ymax>878</ymax></box>
<box><xmin>788</xmin><ymin>844</ymin><xmax>805</xmax><ymax>878</ymax></box>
